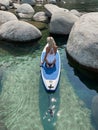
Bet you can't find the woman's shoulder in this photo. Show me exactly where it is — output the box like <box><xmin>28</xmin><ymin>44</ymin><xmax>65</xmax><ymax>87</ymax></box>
<box><xmin>46</xmin><ymin>46</ymin><xmax>50</xmax><ymax>52</ymax></box>
<box><xmin>54</xmin><ymin>45</ymin><xmax>58</xmax><ymax>49</ymax></box>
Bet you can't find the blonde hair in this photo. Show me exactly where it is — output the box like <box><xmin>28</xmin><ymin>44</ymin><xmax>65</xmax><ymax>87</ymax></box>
<box><xmin>47</xmin><ymin>37</ymin><xmax>56</xmax><ymax>47</ymax></box>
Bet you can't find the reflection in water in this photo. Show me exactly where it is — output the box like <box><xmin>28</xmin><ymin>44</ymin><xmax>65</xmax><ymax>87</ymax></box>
<box><xmin>39</xmin><ymin>76</ymin><xmax>60</xmax><ymax>130</ymax></box>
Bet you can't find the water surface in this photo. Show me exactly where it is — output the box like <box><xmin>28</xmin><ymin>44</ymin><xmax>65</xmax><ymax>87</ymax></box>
<box><xmin>0</xmin><ymin>40</ymin><xmax>97</xmax><ymax>130</ymax></box>
<box><xmin>0</xmin><ymin>1</ymin><xmax>98</xmax><ymax>129</ymax></box>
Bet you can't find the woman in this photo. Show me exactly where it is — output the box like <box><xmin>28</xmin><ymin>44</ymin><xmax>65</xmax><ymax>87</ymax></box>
<box><xmin>41</xmin><ymin>36</ymin><xmax>58</xmax><ymax>68</ymax></box>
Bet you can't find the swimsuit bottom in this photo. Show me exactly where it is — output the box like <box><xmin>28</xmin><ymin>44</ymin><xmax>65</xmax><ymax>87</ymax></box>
<box><xmin>46</xmin><ymin>63</ymin><xmax>54</xmax><ymax>68</ymax></box>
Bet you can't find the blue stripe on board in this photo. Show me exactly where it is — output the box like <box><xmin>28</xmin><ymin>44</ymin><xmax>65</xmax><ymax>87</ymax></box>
<box><xmin>41</xmin><ymin>52</ymin><xmax>60</xmax><ymax>80</ymax></box>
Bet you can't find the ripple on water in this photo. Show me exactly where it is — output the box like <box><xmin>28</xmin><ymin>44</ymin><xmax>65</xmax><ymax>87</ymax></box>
<box><xmin>55</xmin><ymin>50</ymin><xmax>94</xmax><ymax>130</ymax></box>
<box><xmin>0</xmin><ymin>56</ymin><xmax>44</xmax><ymax>130</ymax></box>
<box><xmin>0</xmin><ymin>48</ymin><xmax>96</xmax><ymax>130</ymax></box>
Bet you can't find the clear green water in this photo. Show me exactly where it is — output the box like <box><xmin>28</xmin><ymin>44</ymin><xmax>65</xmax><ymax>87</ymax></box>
<box><xmin>58</xmin><ymin>1</ymin><xmax>98</xmax><ymax>12</ymax></box>
<box><xmin>0</xmin><ymin>40</ymin><xmax>97</xmax><ymax>130</ymax></box>
<box><xmin>0</xmin><ymin>1</ymin><xmax>98</xmax><ymax>129</ymax></box>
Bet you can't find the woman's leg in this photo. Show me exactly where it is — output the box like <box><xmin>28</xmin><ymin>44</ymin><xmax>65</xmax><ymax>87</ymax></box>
<box><xmin>45</xmin><ymin>59</ymin><xmax>56</xmax><ymax>68</ymax></box>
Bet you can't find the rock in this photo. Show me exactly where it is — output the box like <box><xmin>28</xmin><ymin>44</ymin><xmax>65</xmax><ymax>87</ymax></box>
<box><xmin>70</xmin><ymin>9</ymin><xmax>81</xmax><ymax>17</ymax></box>
<box><xmin>44</xmin><ymin>4</ymin><xmax>68</xmax><ymax>17</ymax></box>
<box><xmin>49</xmin><ymin>11</ymin><xmax>78</xmax><ymax>35</ymax></box>
<box><xmin>0</xmin><ymin>0</ymin><xmax>10</xmax><ymax>10</ymax></box>
<box><xmin>33</xmin><ymin>11</ymin><xmax>48</xmax><ymax>22</ymax></box>
<box><xmin>66</xmin><ymin>12</ymin><xmax>98</xmax><ymax>79</ymax></box>
<box><xmin>0</xmin><ymin>10</ymin><xmax>18</xmax><ymax>25</ymax></box>
<box><xmin>0</xmin><ymin>0</ymin><xmax>10</xmax><ymax>7</ymax></box>
<box><xmin>13</xmin><ymin>3</ymin><xmax>21</xmax><ymax>9</ymax></box>
<box><xmin>0</xmin><ymin>20</ymin><xmax>42</xmax><ymax>42</ymax></box>
<box><xmin>16</xmin><ymin>3</ymin><xmax>35</xmax><ymax>19</ymax></box>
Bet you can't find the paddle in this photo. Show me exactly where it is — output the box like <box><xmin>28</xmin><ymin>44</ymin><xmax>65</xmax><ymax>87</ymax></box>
<box><xmin>40</xmin><ymin>63</ymin><xmax>44</xmax><ymax>67</ymax></box>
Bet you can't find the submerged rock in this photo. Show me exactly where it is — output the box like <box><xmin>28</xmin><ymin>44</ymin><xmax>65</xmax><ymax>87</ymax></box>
<box><xmin>66</xmin><ymin>12</ymin><xmax>98</xmax><ymax>79</ymax></box>
<box><xmin>0</xmin><ymin>20</ymin><xmax>42</xmax><ymax>42</ymax></box>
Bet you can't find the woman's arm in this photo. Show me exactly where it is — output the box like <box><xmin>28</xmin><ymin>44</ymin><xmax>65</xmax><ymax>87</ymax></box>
<box><xmin>54</xmin><ymin>46</ymin><xmax>58</xmax><ymax>54</ymax></box>
<box><xmin>41</xmin><ymin>47</ymin><xmax>49</xmax><ymax>64</ymax></box>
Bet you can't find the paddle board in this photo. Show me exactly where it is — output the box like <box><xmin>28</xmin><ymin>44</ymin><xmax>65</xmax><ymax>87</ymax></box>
<box><xmin>40</xmin><ymin>44</ymin><xmax>61</xmax><ymax>91</ymax></box>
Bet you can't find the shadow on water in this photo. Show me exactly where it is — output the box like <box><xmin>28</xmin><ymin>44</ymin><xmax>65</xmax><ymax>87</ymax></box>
<box><xmin>74</xmin><ymin>69</ymin><xmax>98</xmax><ymax>93</ymax></box>
<box><xmin>62</xmin><ymin>47</ymin><xmax>98</xmax><ymax>130</ymax></box>
<box><xmin>63</xmin><ymin>48</ymin><xmax>97</xmax><ymax>105</ymax></box>
<box><xmin>51</xmin><ymin>34</ymin><xmax>69</xmax><ymax>46</ymax></box>
<box><xmin>39</xmin><ymin>75</ymin><xmax>60</xmax><ymax>130</ymax></box>
<box><xmin>0</xmin><ymin>40</ymin><xmax>41</xmax><ymax>56</ymax></box>
<box><xmin>38</xmin><ymin>35</ymin><xmax>66</xmax><ymax>130</ymax></box>
<box><xmin>75</xmin><ymin>71</ymin><xmax>98</xmax><ymax>130</ymax></box>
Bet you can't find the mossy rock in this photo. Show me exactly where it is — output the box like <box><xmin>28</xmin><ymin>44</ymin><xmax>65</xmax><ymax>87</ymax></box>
<box><xmin>27</xmin><ymin>20</ymin><xmax>47</xmax><ymax>30</ymax></box>
<box><xmin>33</xmin><ymin>5</ymin><xmax>46</xmax><ymax>12</ymax></box>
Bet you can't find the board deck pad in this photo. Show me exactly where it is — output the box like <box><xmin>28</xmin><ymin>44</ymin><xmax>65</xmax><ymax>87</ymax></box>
<box><xmin>41</xmin><ymin>44</ymin><xmax>61</xmax><ymax>91</ymax></box>
<box><xmin>42</xmin><ymin>52</ymin><xmax>59</xmax><ymax>80</ymax></box>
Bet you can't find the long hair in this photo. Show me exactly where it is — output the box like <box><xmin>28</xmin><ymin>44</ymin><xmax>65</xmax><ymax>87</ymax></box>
<box><xmin>47</xmin><ymin>37</ymin><xmax>56</xmax><ymax>47</ymax></box>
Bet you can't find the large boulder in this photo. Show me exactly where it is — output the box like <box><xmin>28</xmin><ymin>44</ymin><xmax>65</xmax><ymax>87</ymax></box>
<box><xmin>66</xmin><ymin>12</ymin><xmax>98</xmax><ymax>79</ymax></box>
<box><xmin>49</xmin><ymin>11</ymin><xmax>79</xmax><ymax>35</ymax></box>
<box><xmin>0</xmin><ymin>0</ymin><xmax>11</xmax><ymax>10</ymax></box>
<box><xmin>44</xmin><ymin>4</ymin><xmax>68</xmax><ymax>17</ymax></box>
<box><xmin>0</xmin><ymin>10</ymin><xmax>18</xmax><ymax>25</ymax></box>
<box><xmin>0</xmin><ymin>0</ymin><xmax>10</xmax><ymax>6</ymax></box>
<box><xmin>0</xmin><ymin>20</ymin><xmax>42</xmax><ymax>42</ymax></box>
<box><xmin>33</xmin><ymin>11</ymin><xmax>48</xmax><ymax>22</ymax></box>
<box><xmin>13</xmin><ymin>3</ymin><xmax>21</xmax><ymax>9</ymax></box>
<box><xmin>16</xmin><ymin>3</ymin><xmax>35</xmax><ymax>19</ymax></box>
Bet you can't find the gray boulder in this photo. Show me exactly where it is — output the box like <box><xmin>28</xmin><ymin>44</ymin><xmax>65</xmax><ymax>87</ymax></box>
<box><xmin>49</xmin><ymin>11</ymin><xmax>78</xmax><ymax>35</ymax></box>
<box><xmin>66</xmin><ymin>12</ymin><xmax>98</xmax><ymax>78</ymax></box>
<box><xmin>13</xmin><ymin>3</ymin><xmax>21</xmax><ymax>9</ymax></box>
<box><xmin>16</xmin><ymin>3</ymin><xmax>35</xmax><ymax>19</ymax></box>
<box><xmin>0</xmin><ymin>20</ymin><xmax>42</xmax><ymax>42</ymax></box>
<box><xmin>33</xmin><ymin>11</ymin><xmax>48</xmax><ymax>22</ymax></box>
<box><xmin>70</xmin><ymin>9</ymin><xmax>81</xmax><ymax>17</ymax></box>
<box><xmin>44</xmin><ymin>4</ymin><xmax>68</xmax><ymax>17</ymax></box>
<box><xmin>0</xmin><ymin>10</ymin><xmax>18</xmax><ymax>25</ymax></box>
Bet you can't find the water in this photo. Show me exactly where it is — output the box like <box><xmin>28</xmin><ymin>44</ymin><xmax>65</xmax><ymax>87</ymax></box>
<box><xmin>58</xmin><ymin>0</ymin><xmax>98</xmax><ymax>12</ymax></box>
<box><xmin>0</xmin><ymin>39</ymin><xmax>97</xmax><ymax>130</ymax></box>
<box><xmin>0</xmin><ymin>1</ymin><xmax>98</xmax><ymax>129</ymax></box>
